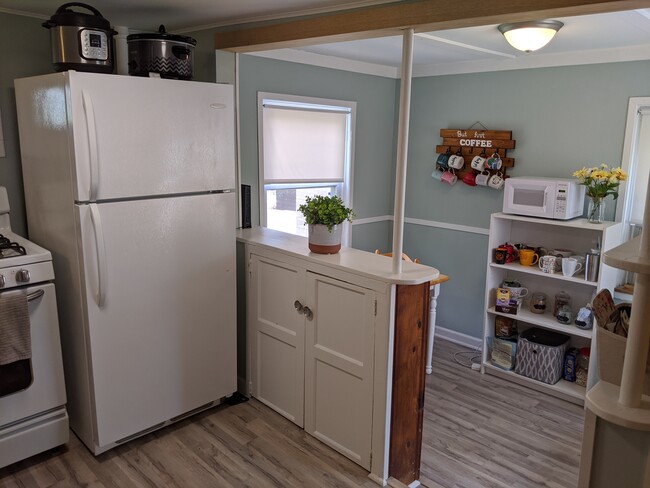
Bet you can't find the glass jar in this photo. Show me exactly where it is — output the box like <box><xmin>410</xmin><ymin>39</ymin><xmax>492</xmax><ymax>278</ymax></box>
<box><xmin>529</xmin><ymin>292</ymin><xmax>547</xmax><ymax>314</ymax></box>
<box><xmin>553</xmin><ymin>291</ymin><xmax>571</xmax><ymax>317</ymax></box>
<box><xmin>556</xmin><ymin>304</ymin><xmax>573</xmax><ymax>324</ymax></box>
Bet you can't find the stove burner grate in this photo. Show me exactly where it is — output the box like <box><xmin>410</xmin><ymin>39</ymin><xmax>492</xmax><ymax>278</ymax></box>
<box><xmin>0</xmin><ymin>233</ymin><xmax>27</xmax><ymax>258</ymax></box>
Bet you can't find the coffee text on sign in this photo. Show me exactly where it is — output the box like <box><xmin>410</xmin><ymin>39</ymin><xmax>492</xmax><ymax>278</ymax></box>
<box><xmin>460</xmin><ymin>139</ymin><xmax>493</xmax><ymax>147</ymax></box>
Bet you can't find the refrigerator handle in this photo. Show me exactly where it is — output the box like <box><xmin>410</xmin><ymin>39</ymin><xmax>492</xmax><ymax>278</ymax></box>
<box><xmin>82</xmin><ymin>90</ymin><xmax>99</xmax><ymax>202</ymax></box>
<box><xmin>89</xmin><ymin>203</ymin><xmax>107</xmax><ymax>307</ymax></box>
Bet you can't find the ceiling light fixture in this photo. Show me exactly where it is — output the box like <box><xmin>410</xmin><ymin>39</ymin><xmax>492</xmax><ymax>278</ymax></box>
<box><xmin>498</xmin><ymin>20</ymin><xmax>564</xmax><ymax>52</ymax></box>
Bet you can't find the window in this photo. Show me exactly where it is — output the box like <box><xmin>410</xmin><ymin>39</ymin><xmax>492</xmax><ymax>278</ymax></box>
<box><xmin>258</xmin><ymin>93</ymin><xmax>355</xmax><ymax>245</ymax></box>
<box><xmin>618</xmin><ymin>99</ymin><xmax>650</xmax><ymax>235</ymax></box>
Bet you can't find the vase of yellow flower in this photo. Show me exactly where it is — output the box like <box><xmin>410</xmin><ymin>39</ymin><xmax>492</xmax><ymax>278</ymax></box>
<box><xmin>587</xmin><ymin>196</ymin><xmax>605</xmax><ymax>224</ymax></box>
<box><xmin>573</xmin><ymin>164</ymin><xmax>628</xmax><ymax>224</ymax></box>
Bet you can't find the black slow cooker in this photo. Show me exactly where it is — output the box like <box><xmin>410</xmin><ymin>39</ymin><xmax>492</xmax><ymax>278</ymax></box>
<box><xmin>43</xmin><ymin>2</ymin><xmax>115</xmax><ymax>73</ymax></box>
<box><xmin>127</xmin><ymin>25</ymin><xmax>196</xmax><ymax>80</ymax></box>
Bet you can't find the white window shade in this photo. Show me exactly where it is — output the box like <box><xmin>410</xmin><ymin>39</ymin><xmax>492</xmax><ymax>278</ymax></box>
<box><xmin>263</xmin><ymin>106</ymin><xmax>347</xmax><ymax>184</ymax></box>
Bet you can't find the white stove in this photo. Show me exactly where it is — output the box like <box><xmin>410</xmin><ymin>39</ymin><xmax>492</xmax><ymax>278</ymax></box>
<box><xmin>0</xmin><ymin>187</ymin><xmax>68</xmax><ymax>468</ymax></box>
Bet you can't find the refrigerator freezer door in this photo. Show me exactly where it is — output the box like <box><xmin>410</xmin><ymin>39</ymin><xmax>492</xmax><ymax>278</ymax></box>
<box><xmin>77</xmin><ymin>193</ymin><xmax>236</xmax><ymax>448</ymax></box>
<box><xmin>68</xmin><ymin>72</ymin><xmax>235</xmax><ymax>202</ymax></box>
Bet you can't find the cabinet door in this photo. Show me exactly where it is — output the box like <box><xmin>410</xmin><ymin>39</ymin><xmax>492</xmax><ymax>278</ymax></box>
<box><xmin>250</xmin><ymin>254</ymin><xmax>305</xmax><ymax>427</ymax></box>
<box><xmin>304</xmin><ymin>272</ymin><xmax>375</xmax><ymax>470</ymax></box>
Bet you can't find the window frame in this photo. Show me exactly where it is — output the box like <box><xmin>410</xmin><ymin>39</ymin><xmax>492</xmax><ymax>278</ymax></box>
<box><xmin>616</xmin><ymin>97</ymin><xmax>650</xmax><ymax>232</ymax></box>
<box><xmin>257</xmin><ymin>92</ymin><xmax>356</xmax><ymax>245</ymax></box>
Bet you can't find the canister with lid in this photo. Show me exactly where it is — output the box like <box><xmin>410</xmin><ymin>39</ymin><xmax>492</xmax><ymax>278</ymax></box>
<box><xmin>553</xmin><ymin>291</ymin><xmax>571</xmax><ymax>317</ymax></box>
<box><xmin>529</xmin><ymin>292</ymin><xmax>547</xmax><ymax>314</ymax></box>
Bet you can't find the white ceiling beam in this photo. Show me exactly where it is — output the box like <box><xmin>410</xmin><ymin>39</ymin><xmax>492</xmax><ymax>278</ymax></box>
<box><xmin>415</xmin><ymin>32</ymin><xmax>516</xmax><ymax>58</ymax></box>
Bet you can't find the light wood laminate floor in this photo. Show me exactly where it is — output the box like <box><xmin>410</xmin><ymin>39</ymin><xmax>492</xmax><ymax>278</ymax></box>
<box><xmin>0</xmin><ymin>339</ymin><xmax>583</xmax><ymax>488</ymax></box>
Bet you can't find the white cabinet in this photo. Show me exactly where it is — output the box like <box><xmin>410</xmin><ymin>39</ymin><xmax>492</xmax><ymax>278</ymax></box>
<box><xmin>482</xmin><ymin>213</ymin><xmax>624</xmax><ymax>405</ymax></box>
<box><xmin>248</xmin><ymin>249</ymin><xmax>380</xmax><ymax>470</ymax></box>
<box><xmin>238</xmin><ymin>227</ymin><xmax>439</xmax><ymax>486</ymax></box>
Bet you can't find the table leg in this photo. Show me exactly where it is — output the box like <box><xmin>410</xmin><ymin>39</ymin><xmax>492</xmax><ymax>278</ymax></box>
<box><xmin>426</xmin><ymin>283</ymin><xmax>440</xmax><ymax>374</ymax></box>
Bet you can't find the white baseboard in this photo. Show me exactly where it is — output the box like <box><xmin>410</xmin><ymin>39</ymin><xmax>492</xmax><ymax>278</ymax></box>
<box><xmin>435</xmin><ymin>326</ymin><xmax>482</xmax><ymax>350</ymax></box>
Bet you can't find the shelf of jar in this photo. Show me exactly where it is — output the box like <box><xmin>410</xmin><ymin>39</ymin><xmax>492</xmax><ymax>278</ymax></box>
<box><xmin>489</xmin><ymin>261</ymin><xmax>598</xmax><ymax>286</ymax></box>
<box><xmin>483</xmin><ymin>362</ymin><xmax>586</xmax><ymax>405</ymax></box>
<box><xmin>487</xmin><ymin>306</ymin><xmax>593</xmax><ymax>339</ymax></box>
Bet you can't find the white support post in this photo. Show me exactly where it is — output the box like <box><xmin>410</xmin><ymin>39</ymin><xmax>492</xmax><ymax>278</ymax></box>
<box><xmin>391</xmin><ymin>29</ymin><xmax>414</xmax><ymax>275</ymax></box>
<box><xmin>619</xmin><ymin>177</ymin><xmax>650</xmax><ymax>407</ymax></box>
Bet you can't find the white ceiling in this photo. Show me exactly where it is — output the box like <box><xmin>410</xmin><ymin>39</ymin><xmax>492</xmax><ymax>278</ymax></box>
<box><xmin>1</xmin><ymin>1</ymin><xmax>649</xmax><ymax>76</ymax></box>
<box><xmin>282</xmin><ymin>9</ymin><xmax>650</xmax><ymax>76</ymax></box>
<box><xmin>0</xmin><ymin>0</ymin><xmax>393</xmax><ymax>31</ymax></box>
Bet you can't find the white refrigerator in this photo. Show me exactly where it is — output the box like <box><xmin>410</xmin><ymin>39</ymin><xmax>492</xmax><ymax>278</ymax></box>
<box><xmin>15</xmin><ymin>71</ymin><xmax>237</xmax><ymax>454</ymax></box>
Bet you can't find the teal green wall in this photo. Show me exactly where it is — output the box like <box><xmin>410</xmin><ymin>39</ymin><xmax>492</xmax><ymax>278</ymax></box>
<box><xmin>3</xmin><ymin>9</ymin><xmax>650</xmax><ymax>341</ymax></box>
<box><xmin>238</xmin><ymin>54</ymin><xmax>398</xmax><ymax>243</ymax></box>
<box><xmin>0</xmin><ymin>13</ymin><xmax>52</xmax><ymax>236</ymax></box>
<box><xmin>407</xmin><ymin>61</ymin><xmax>650</xmax><ymax>338</ymax></box>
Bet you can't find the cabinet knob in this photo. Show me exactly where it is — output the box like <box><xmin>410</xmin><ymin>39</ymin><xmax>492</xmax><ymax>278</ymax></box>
<box><xmin>303</xmin><ymin>306</ymin><xmax>313</xmax><ymax>321</ymax></box>
<box><xmin>294</xmin><ymin>300</ymin><xmax>304</xmax><ymax>314</ymax></box>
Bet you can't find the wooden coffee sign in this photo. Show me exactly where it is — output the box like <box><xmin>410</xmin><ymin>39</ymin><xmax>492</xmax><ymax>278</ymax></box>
<box><xmin>435</xmin><ymin>128</ymin><xmax>516</xmax><ymax>181</ymax></box>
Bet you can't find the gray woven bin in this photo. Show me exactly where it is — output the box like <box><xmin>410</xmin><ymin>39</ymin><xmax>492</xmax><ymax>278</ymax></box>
<box><xmin>515</xmin><ymin>328</ymin><xmax>570</xmax><ymax>384</ymax></box>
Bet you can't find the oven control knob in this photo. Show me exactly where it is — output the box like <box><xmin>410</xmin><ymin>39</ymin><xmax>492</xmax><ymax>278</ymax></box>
<box><xmin>15</xmin><ymin>269</ymin><xmax>31</xmax><ymax>283</ymax></box>
<box><xmin>0</xmin><ymin>275</ymin><xmax>4</xmax><ymax>288</ymax></box>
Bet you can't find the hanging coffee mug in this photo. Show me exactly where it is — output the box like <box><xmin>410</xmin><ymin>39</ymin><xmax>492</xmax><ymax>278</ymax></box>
<box><xmin>448</xmin><ymin>148</ymin><xmax>465</xmax><ymax>170</ymax></box>
<box><xmin>441</xmin><ymin>169</ymin><xmax>457</xmax><ymax>186</ymax></box>
<box><xmin>470</xmin><ymin>152</ymin><xmax>487</xmax><ymax>171</ymax></box>
<box><xmin>475</xmin><ymin>170</ymin><xmax>490</xmax><ymax>186</ymax></box>
<box><xmin>436</xmin><ymin>148</ymin><xmax>451</xmax><ymax>169</ymax></box>
<box><xmin>432</xmin><ymin>167</ymin><xmax>443</xmax><ymax>181</ymax></box>
<box><xmin>462</xmin><ymin>172</ymin><xmax>477</xmax><ymax>186</ymax></box>
<box><xmin>486</xmin><ymin>152</ymin><xmax>502</xmax><ymax>170</ymax></box>
<box><xmin>488</xmin><ymin>172</ymin><xmax>505</xmax><ymax>190</ymax></box>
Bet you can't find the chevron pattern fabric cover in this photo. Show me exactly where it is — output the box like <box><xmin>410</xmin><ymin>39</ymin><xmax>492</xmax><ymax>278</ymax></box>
<box><xmin>515</xmin><ymin>328</ymin><xmax>570</xmax><ymax>384</ymax></box>
<box><xmin>134</xmin><ymin>57</ymin><xmax>193</xmax><ymax>80</ymax></box>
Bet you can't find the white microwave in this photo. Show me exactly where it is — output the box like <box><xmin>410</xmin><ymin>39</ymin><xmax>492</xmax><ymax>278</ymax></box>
<box><xmin>502</xmin><ymin>177</ymin><xmax>585</xmax><ymax>220</ymax></box>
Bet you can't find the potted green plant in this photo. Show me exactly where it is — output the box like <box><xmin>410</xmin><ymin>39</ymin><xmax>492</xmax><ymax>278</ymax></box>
<box><xmin>298</xmin><ymin>195</ymin><xmax>354</xmax><ymax>254</ymax></box>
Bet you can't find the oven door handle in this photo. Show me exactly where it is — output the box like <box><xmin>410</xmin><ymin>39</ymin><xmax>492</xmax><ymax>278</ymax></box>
<box><xmin>82</xmin><ymin>90</ymin><xmax>99</xmax><ymax>202</ymax></box>
<box><xmin>89</xmin><ymin>203</ymin><xmax>107</xmax><ymax>307</ymax></box>
<box><xmin>27</xmin><ymin>289</ymin><xmax>44</xmax><ymax>301</ymax></box>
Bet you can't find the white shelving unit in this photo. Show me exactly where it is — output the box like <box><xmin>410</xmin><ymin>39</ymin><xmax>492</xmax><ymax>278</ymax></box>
<box><xmin>482</xmin><ymin>213</ymin><xmax>624</xmax><ymax>405</ymax></box>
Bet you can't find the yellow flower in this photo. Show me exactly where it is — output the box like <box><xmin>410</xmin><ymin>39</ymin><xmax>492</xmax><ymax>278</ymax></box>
<box><xmin>612</xmin><ymin>167</ymin><xmax>628</xmax><ymax>181</ymax></box>
<box><xmin>573</xmin><ymin>167</ymin><xmax>590</xmax><ymax>179</ymax></box>
<box><xmin>591</xmin><ymin>170</ymin><xmax>610</xmax><ymax>180</ymax></box>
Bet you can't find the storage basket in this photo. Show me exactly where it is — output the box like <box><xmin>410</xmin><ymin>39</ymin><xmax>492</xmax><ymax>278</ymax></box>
<box><xmin>515</xmin><ymin>328</ymin><xmax>570</xmax><ymax>384</ymax></box>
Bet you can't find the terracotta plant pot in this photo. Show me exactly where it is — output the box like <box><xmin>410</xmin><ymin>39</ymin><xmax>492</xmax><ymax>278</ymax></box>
<box><xmin>308</xmin><ymin>224</ymin><xmax>342</xmax><ymax>254</ymax></box>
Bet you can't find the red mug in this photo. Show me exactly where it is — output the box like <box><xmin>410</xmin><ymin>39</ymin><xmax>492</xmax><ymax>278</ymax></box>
<box><xmin>502</xmin><ymin>243</ymin><xmax>519</xmax><ymax>263</ymax></box>
<box><xmin>462</xmin><ymin>172</ymin><xmax>477</xmax><ymax>186</ymax></box>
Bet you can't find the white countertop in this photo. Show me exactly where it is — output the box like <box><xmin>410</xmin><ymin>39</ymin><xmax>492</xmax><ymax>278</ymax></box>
<box><xmin>236</xmin><ymin>227</ymin><xmax>440</xmax><ymax>285</ymax></box>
